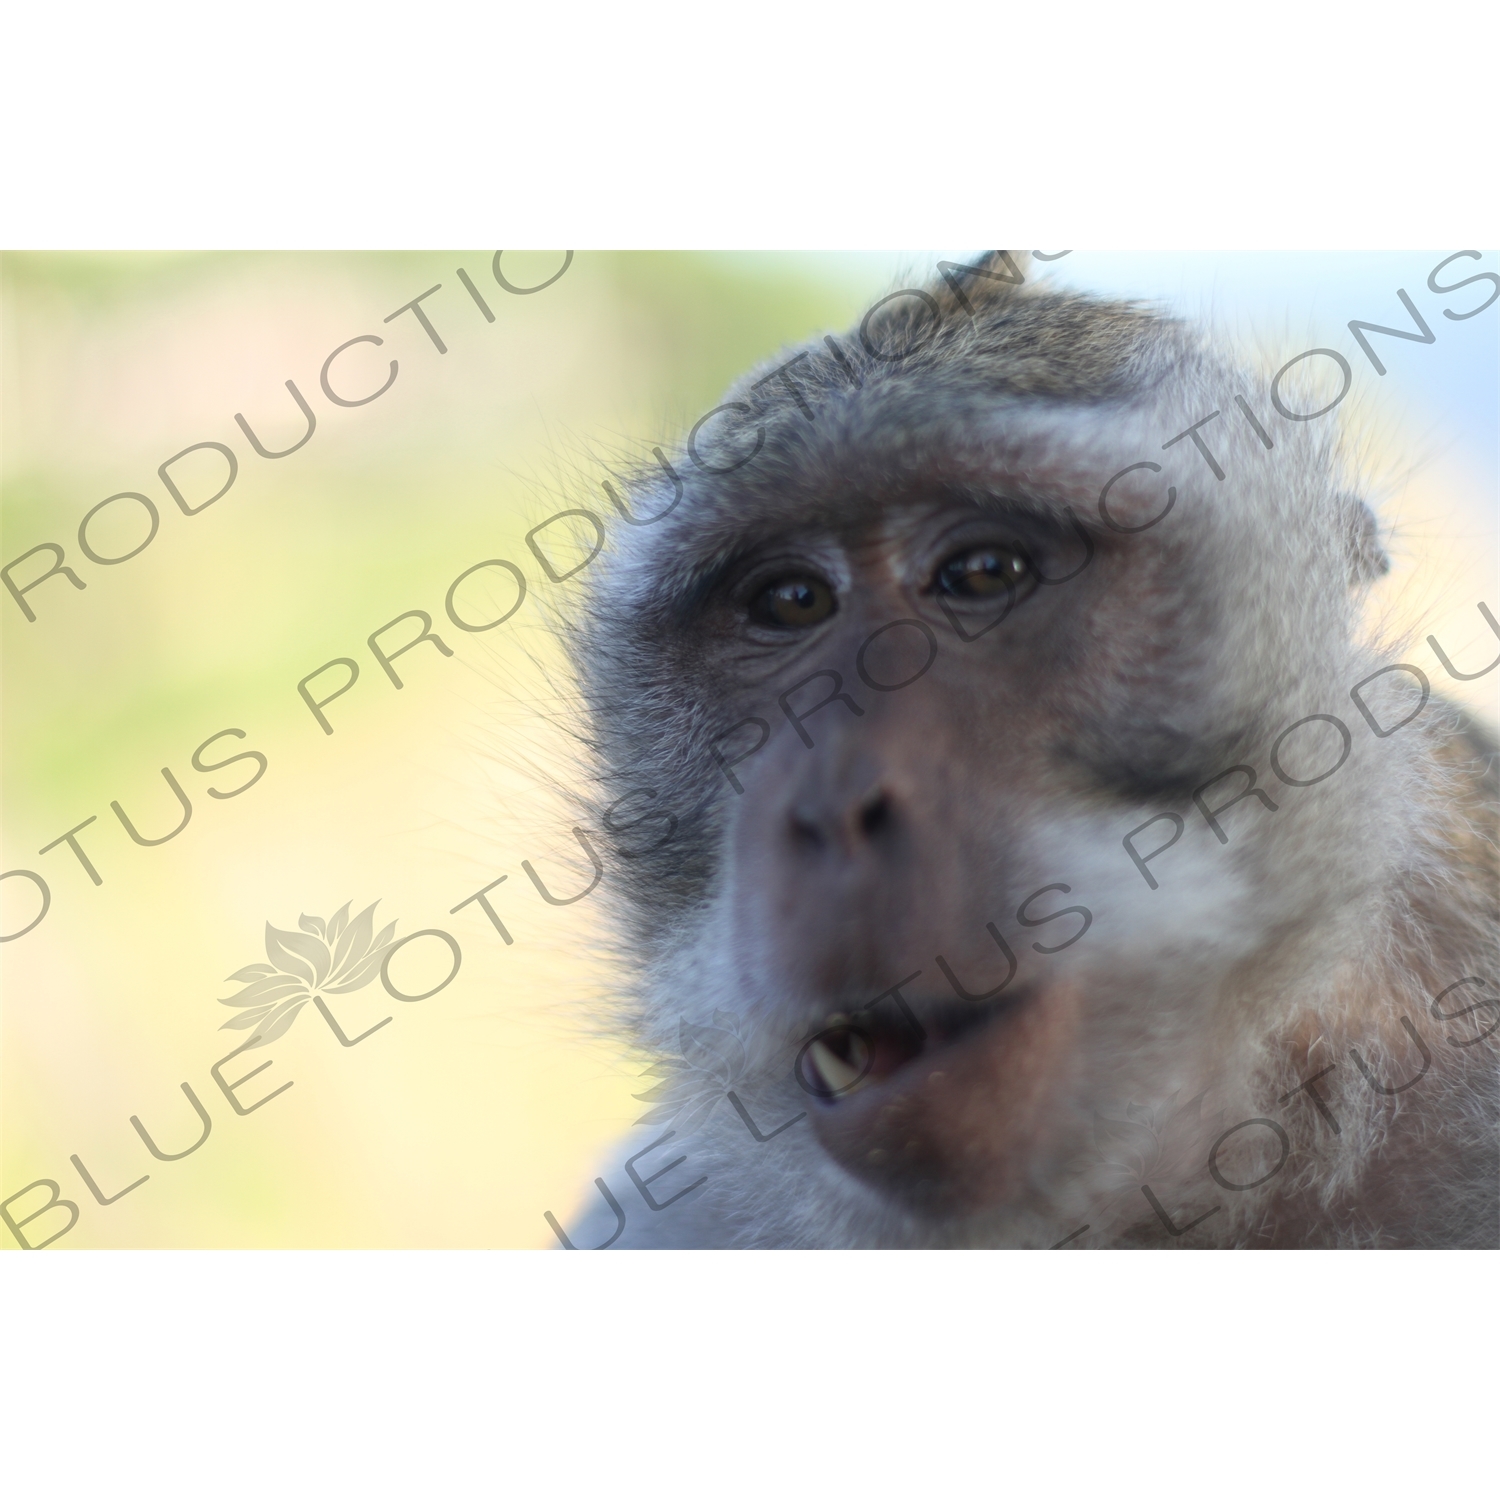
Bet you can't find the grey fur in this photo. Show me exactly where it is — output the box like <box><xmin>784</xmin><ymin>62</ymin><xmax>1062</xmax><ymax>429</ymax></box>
<box><xmin>562</xmin><ymin>255</ymin><xmax>1498</xmax><ymax>1249</ymax></box>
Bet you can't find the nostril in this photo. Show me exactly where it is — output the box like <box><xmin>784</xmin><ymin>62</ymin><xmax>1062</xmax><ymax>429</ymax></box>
<box><xmin>788</xmin><ymin>789</ymin><xmax>894</xmax><ymax>853</ymax></box>
<box><xmin>789</xmin><ymin>808</ymin><xmax>825</xmax><ymax>851</ymax></box>
<box><xmin>858</xmin><ymin>791</ymin><xmax>892</xmax><ymax>839</ymax></box>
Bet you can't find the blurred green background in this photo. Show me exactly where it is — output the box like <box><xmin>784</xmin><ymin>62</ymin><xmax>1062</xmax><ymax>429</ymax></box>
<box><xmin>0</xmin><ymin>251</ymin><xmax>929</xmax><ymax>1248</ymax></box>
<box><xmin>2</xmin><ymin>251</ymin><xmax>1494</xmax><ymax>1247</ymax></box>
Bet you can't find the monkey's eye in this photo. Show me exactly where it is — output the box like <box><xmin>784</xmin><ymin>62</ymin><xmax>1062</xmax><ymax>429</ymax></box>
<box><xmin>749</xmin><ymin>577</ymin><xmax>837</xmax><ymax>629</ymax></box>
<box><xmin>933</xmin><ymin>544</ymin><xmax>1031</xmax><ymax>599</ymax></box>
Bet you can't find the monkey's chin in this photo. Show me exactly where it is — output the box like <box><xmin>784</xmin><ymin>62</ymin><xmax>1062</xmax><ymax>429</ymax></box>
<box><xmin>802</xmin><ymin>980</ymin><xmax>1082</xmax><ymax>1219</ymax></box>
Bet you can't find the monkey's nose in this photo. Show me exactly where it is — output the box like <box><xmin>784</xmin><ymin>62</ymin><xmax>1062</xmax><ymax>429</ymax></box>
<box><xmin>788</xmin><ymin>786</ymin><xmax>896</xmax><ymax>855</ymax></box>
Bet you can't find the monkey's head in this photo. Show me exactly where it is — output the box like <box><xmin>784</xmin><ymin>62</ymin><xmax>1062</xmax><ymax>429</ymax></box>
<box><xmin>578</xmin><ymin>255</ymin><xmax>1393</xmax><ymax>1232</ymax></box>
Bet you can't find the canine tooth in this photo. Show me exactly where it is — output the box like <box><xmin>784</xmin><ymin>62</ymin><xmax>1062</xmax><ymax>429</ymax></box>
<box><xmin>809</xmin><ymin>1038</ymin><xmax>863</xmax><ymax>1094</ymax></box>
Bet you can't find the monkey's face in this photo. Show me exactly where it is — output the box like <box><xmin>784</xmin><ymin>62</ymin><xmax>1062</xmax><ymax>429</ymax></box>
<box><xmin>690</xmin><ymin>484</ymin><xmax>1137</xmax><ymax>1213</ymax></box>
<box><xmin>592</xmin><ymin>300</ymin><xmax>1369</xmax><ymax>1228</ymax></box>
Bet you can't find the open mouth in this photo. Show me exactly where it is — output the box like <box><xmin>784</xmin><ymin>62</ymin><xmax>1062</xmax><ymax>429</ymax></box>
<box><xmin>796</xmin><ymin>986</ymin><xmax>1023</xmax><ymax>1102</ymax></box>
<box><xmin>791</xmin><ymin>977</ymin><xmax>1078</xmax><ymax>1218</ymax></box>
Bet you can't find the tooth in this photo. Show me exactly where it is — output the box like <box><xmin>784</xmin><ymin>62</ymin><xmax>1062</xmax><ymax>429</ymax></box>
<box><xmin>809</xmin><ymin>1039</ymin><xmax>863</xmax><ymax>1095</ymax></box>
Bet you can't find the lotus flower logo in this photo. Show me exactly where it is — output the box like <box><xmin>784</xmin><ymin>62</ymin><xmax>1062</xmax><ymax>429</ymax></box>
<box><xmin>632</xmin><ymin>1012</ymin><xmax>749</xmax><ymax>1137</ymax></box>
<box><xmin>218</xmin><ymin>901</ymin><xmax>398</xmax><ymax>1047</ymax></box>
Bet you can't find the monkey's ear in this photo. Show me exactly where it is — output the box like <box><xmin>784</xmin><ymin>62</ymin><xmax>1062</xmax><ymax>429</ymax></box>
<box><xmin>1346</xmin><ymin>497</ymin><xmax>1390</xmax><ymax>583</ymax></box>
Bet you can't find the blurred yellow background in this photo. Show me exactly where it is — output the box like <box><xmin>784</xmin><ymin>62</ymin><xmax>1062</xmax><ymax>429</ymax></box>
<box><xmin>2</xmin><ymin>251</ymin><xmax>1494</xmax><ymax>1248</ymax></box>
<box><xmin>0</xmin><ymin>251</ymin><xmax>922</xmax><ymax>1248</ymax></box>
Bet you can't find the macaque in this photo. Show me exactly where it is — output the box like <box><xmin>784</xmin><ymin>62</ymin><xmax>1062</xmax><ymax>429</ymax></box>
<box><xmin>560</xmin><ymin>253</ymin><xmax>1498</xmax><ymax>1248</ymax></box>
